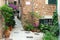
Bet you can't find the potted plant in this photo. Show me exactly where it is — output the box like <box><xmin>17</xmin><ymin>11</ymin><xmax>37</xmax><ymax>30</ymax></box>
<box><xmin>25</xmin><ymin>23</ymin><xmax>34</xmax><ymax>31</ymax></box>
<box><xmin>0</xmin><ymin>5</ymin><xmax>15</xmax><ymax>31</ymax></box>
<box><xmin>6</xmin><ymin>19</ymin><xmax>15</xmax><ymax>31</ymax></box>
<box><xmin>4</xmin><ymin>26</ymin><xmax>10</xmax><ymax>38</ymax></box>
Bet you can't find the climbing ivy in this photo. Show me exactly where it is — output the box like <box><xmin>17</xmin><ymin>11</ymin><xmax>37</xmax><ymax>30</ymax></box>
<box><xmin>51</xmin><ymin>10</ymin><xmax>59</xmax><ymax>35</ymax></box>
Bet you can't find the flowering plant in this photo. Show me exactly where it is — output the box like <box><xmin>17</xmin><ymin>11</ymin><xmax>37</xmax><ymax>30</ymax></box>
<box><xmin>33</xmin><ymin>22</ymin><xmax>39</xmax><ymax>28</ymax></box>
<box><xmin>9</xmin><ymin>4</ymin><xmax>18</xmax><ymax>10</ymax></box>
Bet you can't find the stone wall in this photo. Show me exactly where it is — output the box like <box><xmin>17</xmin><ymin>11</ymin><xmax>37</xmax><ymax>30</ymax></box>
<box><xmin>0</xmin><ymin>0</ymin><xmax>5</xmax><ymax>39</ymax></box>
<box><xmin>0</xmin><ymin>13</ymin><xmax>5</xmax><ymax>39</ymax></box>
<box><xmin>21</xmin><ymin>0</ymin><xmax>56</xmax><ymax>26</ymax></box>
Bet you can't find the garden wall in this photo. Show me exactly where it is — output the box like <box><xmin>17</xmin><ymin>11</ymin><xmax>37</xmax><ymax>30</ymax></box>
<box><xmin>0</xmin><ymin>13</ymin><xmax>5</xmax><ymax>39</ymax></box>
<box><xmin>21</xmin><ymin>0</ymin><xmax>56</xmax><ymax>27</ymax></box>
<box><xmin>0</xmin><ymin>0</ymin><xmax>5</xmax><ymax>39</ymax></box>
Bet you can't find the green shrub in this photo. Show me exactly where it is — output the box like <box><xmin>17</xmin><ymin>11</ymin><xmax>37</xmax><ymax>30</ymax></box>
<box><xmin>4</xmin><ymin>26</ymin><xmax>9</xmax><ymax>30</ymax></box>
<box><xmin>38</xmin><ymin>24</ymin><xmax>51</xmax><ymax>33</ymax></box>
<box><xmin>0</xmin><ymin>5</ymin><xmax>15</xmax><ymax>27</ymax></box>
<box><xmin>25</xmin><ymin>23</ymin><xmax>34</xmax><ymax>31</ymax></box>
<box><xmin>43</xmin><ymin>31</ymin><xmax>58</xmax><ymax>40</ymax></box>
<box><xmin>43</xmin><ymin>10</ymin><xmax>59</xmax><ymax>40</ymax></box>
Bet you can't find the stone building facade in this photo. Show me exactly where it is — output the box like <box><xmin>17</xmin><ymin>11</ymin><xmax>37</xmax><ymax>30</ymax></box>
<box><xmin>3</xmin><ymin>0</ymin><xmax>56</xmax><ymax>26</ymax></box>
<box><xmin>0</xmin><ymin>0</ymin><xmax>5</xmax><ymax>6</ymax></box>
<box><xmin>0</xmin><ymin>13</ymin><xmax>4</xmax><ymax>39</ymax></box>
<box><xmin>20</xmin><ymin>0</ymin><xmax>56</xmax><ymax>26</ymax></box>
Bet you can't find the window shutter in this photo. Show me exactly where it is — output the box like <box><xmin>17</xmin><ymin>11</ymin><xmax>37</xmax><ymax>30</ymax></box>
<box><xmin>48</xmin><ymin>0</ymin><xmax>56</xmax><ymax>4</ymax></box>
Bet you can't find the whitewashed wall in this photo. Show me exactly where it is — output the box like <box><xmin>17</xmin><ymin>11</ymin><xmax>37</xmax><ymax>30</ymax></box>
<box><xmin>58</xmin><ymin>0</ymin><xmax>60</xmax><ymax>24</ymax></box>
<box><xmin>58</xmin><ymin>0</ymin><xmax>60</xmax><ymax>40</ymax></box>
<box><xmin>58</xmin><ymin>0</ymin><xmax>60</xmax><ymax>15</ymax></box>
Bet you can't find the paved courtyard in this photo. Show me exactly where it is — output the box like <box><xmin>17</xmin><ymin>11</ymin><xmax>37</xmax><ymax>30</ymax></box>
<box><xmin>8</xmin><ymin>16</ymin><xmax>44</xmax><ymax>40</ymax></box>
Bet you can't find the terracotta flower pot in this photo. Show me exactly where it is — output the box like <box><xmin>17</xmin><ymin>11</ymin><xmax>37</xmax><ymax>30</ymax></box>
<box><xmin>9</xmin><ymin>26</ymin><xmax>13</xmax><ymax>31</ymax></box>
<box><xmin>4</xmin><ymin>30</ymin><xmax>10</xmax><ymax>38</ymax></box>
<box><xmin>31</xmin><ymin>28</ymin><xmax>37</xmax><ymax>32</ymax></box>
<box><xmin>31</xmin><ymin>30</ymin><xmax>34</xmax><ymax>32</ymax></box>
<box><xmin>36</xmin><ymin>29</ymin><xmax>40</xmax><ymax>32</ymax></box>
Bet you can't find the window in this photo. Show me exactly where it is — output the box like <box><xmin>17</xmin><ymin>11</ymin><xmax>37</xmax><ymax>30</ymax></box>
<box><xmin>39</xmin><ymin>19</ymin><xmax>53</xmax><ymax>25</ymax></box>
<box><xmin>48</xmin><ymin>0</ymin><xmax>56</xmax><ymax>4</ymax></box>
<box><xmin>14</xmin><ymin>1</ymin><xmax>17</xmax><ymax>5</ymax></box>
<box><xmin>40</xmin><ymin>19</ymin><xmax>44</xmax><ymax>24</ymax></box>
<box><xmin>45</xmin><ymin>0</ymin><xmax>56</xmax><ymax>4</ymax></box>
